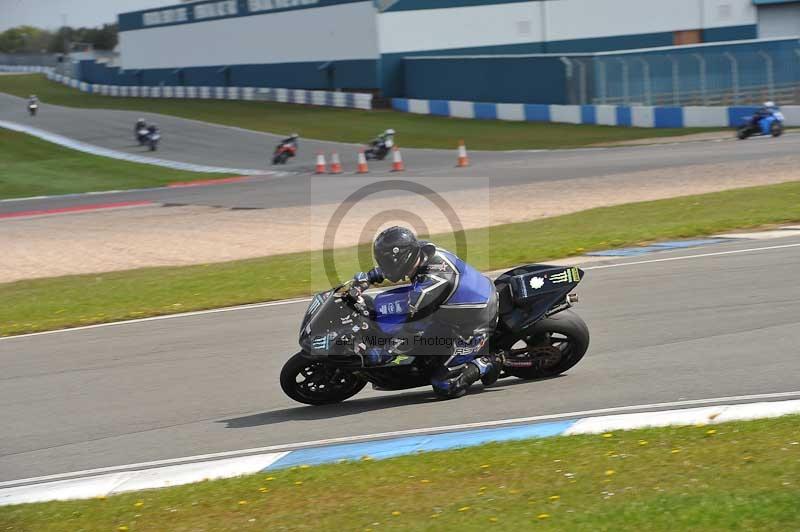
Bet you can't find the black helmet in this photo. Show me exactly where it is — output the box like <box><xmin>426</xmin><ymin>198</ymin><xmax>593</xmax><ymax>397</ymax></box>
<box><xmin>373</xmin><ymin>226</ymin><xmax>421</xmax><ymax>282</ymax></box>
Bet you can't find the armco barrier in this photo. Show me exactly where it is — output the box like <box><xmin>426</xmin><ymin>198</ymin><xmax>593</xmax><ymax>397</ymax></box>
<box><xmin>392</xmin><ymin>97</ymin><xmax>800</xmax><ymax>128</ymax></box>
<box><xmin>0</xmin><ymin>66</ymin><xmax>372</xmax><ymax>110</ymax></box>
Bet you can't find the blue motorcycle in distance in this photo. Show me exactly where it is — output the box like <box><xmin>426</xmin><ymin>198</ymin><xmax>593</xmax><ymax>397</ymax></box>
<box><xmin>737</xmin><ymin>109</ymin><xmax>784</xmax><ymax>140</ymax></box>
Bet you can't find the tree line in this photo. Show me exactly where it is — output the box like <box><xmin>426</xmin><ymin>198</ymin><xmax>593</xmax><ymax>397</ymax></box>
<box><xmin>0</xmin><ymin>24</ymin><xmax>118</xmax><ymax>54</ymax></box>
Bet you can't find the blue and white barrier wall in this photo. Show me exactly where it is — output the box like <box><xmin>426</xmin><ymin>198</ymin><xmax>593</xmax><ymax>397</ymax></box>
<box><xmin>0</xmin><ymin>65</ymin><xmax>53</xmax><ymax>74</ymax></box>
<box><xmin>0</xmin><ymin>68</ymin><xmax>374</xmax><ymax>110</ymax></box>
<box><xmin>392</xmin><ymin>98</ymin><xmax>800</xmax><ymax>128</ymax></box>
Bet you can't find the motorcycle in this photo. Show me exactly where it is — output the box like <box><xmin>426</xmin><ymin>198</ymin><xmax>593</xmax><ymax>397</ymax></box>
<box><xmin>272</xmin><ymin>142</ymin><xmax>297</xmax><ymax>165</ymax></box>
<box><xmin>28</xmin><ymin>103</ymin><xmax>38</xmax><ymax>116</ymax></box>
<box><xmin>364</xmin><ymin>137</ymin><xmax>393</xmax><ymax>161</ymax></box>
<box><xmin>136</xmin><ymin>127</ymin><xmax>149</xmax><ymax>145</ymax></box>
<box><xmin>147</xmin><ymin>130</ymin><xmax>161</xmax><ymax>151</ymax></box>
<box><xmin>280</xmin><ymin>264</ymin><xmax>589</xmax><ymax>405</ymax></box>
<box><xmin>737</xmin><ymin>110</ymin><xmax>784</xmax><ymax>140</ymax></box>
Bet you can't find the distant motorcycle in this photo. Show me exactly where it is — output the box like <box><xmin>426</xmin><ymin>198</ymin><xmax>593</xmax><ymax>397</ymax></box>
<box><xmin>737</xmin><ymin>109</ymin><xmax>784</xmax><ymax>140</ymax></box>
<box><xmin>136</xmin><ymin>127</ymin><xmax>149</xmax><ymax>145</ymax></box>
<box><xmin>365</xmin><ymin>137</ymin><xmax>393</xmax><ymax>161</ymax></box>
<box><xmin>272</xmin><ymin>141</ymin><xmax>297</xmax><ymax>165</ymax></box>
<box><xmin>27</xmin><ymin>103</ymin><xmax>38</xmax><ymax>116</ymax></box>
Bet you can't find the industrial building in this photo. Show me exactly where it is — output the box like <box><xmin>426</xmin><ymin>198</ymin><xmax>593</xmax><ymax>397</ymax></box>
<box><xmin>79</xmin><ymin>0</ymin><xmax>800</xmax><ymax>104</ymax></box>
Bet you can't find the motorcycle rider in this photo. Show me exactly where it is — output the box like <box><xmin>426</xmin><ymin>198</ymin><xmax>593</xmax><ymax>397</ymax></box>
<box><xmin>351</xmin><ymin>226</ymin><xmax>501</xmax><ymax>398</ymax></box>
<box><xmin>281</xmin><ymin>132</ymin><xmax>299</xmax><ymax>149</ymax></box>
<box><xmin>751</xmin><ymin>101</ymin><xmax>776</xmax><ymax>129</ymax></box>
<box><xmin>373</xmin><ymin>128</ymin><xmax>395</xmax><ymax>149</ymax></box>
<box><xmin>27</xmin><ymin>94</ymin><xmax>39</xmax><ymax>111</ymax></box>
<box><xmin>135</xmin><ymin>117</ymin><xmax>147</xmax><ymax>133</ymax></box>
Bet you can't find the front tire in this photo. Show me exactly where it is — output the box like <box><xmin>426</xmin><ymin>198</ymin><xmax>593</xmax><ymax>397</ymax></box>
<box><xmin>280</xmin><ymin>352</ymin><xmax>367</xmax><ymax>405</ymax></box>
<box><xmin>736</xmin><ymin>126</ymin><xmax>750</xmax><ymax>140</ymax></box>
<box><xmin>771</xmin><ymin>122</ymin><xmax>783</xmax><ymax>138</ymax></box>
<box><xmin>504</xmin><ymin>310</ymin><xmax>590</xmax><ymax>380</ymax></box>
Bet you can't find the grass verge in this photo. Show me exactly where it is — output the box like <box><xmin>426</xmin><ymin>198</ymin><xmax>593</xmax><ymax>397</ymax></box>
<box><xmin>0</xmin><ymin>74</ymin><xmax>719</xmax><ymax>150</ymax></box>
<box><xmin>2</xmin><ymin>415</ymin><xmax>799</xmax><ymax>531</ymax></box>
<box><xmin>0</xmin><ymin>128</ymin><xmax>232</xmax><ymax>199</ymax></box>
<box><xmin>2</xmin><ymin>180</ymin><xmax>800</xmax><ymax>336</ymax></box>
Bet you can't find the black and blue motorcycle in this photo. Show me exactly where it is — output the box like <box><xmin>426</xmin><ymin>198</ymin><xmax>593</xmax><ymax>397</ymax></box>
<box><xmin>280</xmin><ymin>264</ymin><xmax>590</xmax><ymax>405</ymax></box>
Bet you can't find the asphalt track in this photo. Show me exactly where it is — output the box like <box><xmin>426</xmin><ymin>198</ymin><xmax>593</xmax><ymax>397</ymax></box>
<box><xmin>2</xmin><ymin>91</ymin><xmax>800</xmax><ymax>214</ymax></box>
<box><xmin>2</xmin><ymin>236</ymin><xmax>799</xmax><ymax>482</ymax></box>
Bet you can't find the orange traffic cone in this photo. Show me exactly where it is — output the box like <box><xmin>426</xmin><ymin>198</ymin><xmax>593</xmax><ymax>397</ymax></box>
<box><xmin>315</xmin><ymin>152</ymin><xmax>327</xmax><ymax>174</ymax></box>
<box><xmin>329</xmin><ymin>152</ymin><xmax>342</xmax><ymax>174</ymax></box>
<box><xmin>456</xmin><ymin>140</ymin><xmax>470</xmax><ymax>167</ymax></box>
<box><xmin>391</xmin><ymin>146</ymin><xmax>405</xmax><ymax>172</ymax></box>
<box><xmin>357</xmin><ymin>149</ymin><xmax>369</xmax><ymax>174</ymax></box>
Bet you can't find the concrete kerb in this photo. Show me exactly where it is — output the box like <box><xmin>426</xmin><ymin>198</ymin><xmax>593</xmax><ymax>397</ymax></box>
<box><xmin>2</xmin><ymin>396</ymin><xmax>799</xmax><ymax>506</ymax></box>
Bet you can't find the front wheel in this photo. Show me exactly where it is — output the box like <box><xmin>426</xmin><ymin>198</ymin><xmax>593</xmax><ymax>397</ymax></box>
<box><xmin>504</xmin><ymin>310</ymin><xmax>590</xmax><ymax>380</ymax></box>
<box><xmin>736</xmin><ymin>126</ymin><xmax>750</xmax><ymax>140</ymax></box>
<box><xmin>280</xmin><ymin>352</ymin><xmax>367</xmax><ymax>405</ymax></box>
<box><xmin>771</xmin><ymin>122</ymin><xmax>783</xmax><ymax>138</ymax></box>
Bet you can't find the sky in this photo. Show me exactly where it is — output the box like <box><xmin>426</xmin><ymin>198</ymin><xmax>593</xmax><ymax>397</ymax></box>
<box><xmin>0</xmin><ymin>0</ymin><xmax>180</xmax><ymax>31</ymax></box>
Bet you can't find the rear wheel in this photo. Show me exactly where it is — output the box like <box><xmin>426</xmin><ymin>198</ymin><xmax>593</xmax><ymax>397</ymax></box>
<box><xmin>771</xmin><ymin>122</ymin><xmax>783</xmax><ymax>138</ymax></box>
<box><xmin>504</xmin><ymin>310</ymin><xmax>590</xmax><ymax>380</ymax></box>
<box><xmin>280</xmin><ymin>352</ymin><xmax>367</xmax><ymax>405</ymax></box>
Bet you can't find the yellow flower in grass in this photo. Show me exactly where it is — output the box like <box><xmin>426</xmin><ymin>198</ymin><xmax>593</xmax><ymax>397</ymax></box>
<box><xmin>265</xmin><ymin>476</ymin><xmax>275</xmax><ymax>481</ymax></box>
<box><xmin>489</xmin><ymin>517</ymin><xmax>498</xmax><ymax>522</ymax></box>
<box><xmin>537</xmin><ymin>513</ymin><xmax>550</xmax><ymax>520</ymax></box>
<box><xmin>549</xmin><ymin>495</ymin><xmax>560</xmax><ymax>501</ymax></box>
<box><xmin>118</xmin><ymin>527</ymin><xmax>129</xmax><ymax>532</ymax></box>
<box><xmin>602</xmin><ymin>433</ymin><xmax>614</xmax><ymax>439</ymax></box>
<box><xmin>134</xmin><ymin>501</ymin><xmax>144</xmax><ymax>508</ymax></box>
<box><xmin>605</xmin><ymin>470</ymin><xmax>616</xmax><ymax>476</ymax></box>
<box><xmin>259</xmin><ymin>487</ymin><xmax>269</xmax><ymax>493</ymax></box>
<box><xmin>238</xmin><ymin>500</ymin><xmax>248</xmax><ymax>505</ymax></box>
<box><xmin>458</xmin><ymin>506</ymin><xmax>471</xmax><ymax>512</ymax></box>
<box><xmin>420</xmin><ymin>479</ymin><xmax>431</xmax><ymax>484</ymax></box>
<box><xmin>391</xmin><ymin>511</ymin><xmax>401</xmax><ymax>516</ymax></box>
<box><xmin>706</xmin><ymin>429</ymin><xmax>717</xmax><ymax>436</ymax></box>
<box><xmin>480</xmin><ymin>464</ymin><xmax>490</xmax><ymax>469</ymax></box>
<box><xmin>639</xmin><ymin>440</ymin><xmax>648</xmax><ymax>446</ymax></box>
<box><xmin>294</xmin><ymin>481</ymin><xmax>303</xmax><ymax>486</ymax></box>
<box><xmin>671</xmin><ymin>449</ymin><xmax>682</xmax><ymax>454</ymax></box>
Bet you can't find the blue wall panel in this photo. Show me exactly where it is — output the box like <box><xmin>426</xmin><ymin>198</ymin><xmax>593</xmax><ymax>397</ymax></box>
<box><xmin>404</xmin><ymin>56</ymin><xmax>567</xmax><ymax>104</ymax></box>
<box><xmin>580</xmin><ymin>105</ymin><xmax>597</xmax><ymax>125</ymax></box>
<box><xmin>727</xmin><ymin>106</ymin><xmax>760</xmax><ymax>127</ymax></box>
<box><xmin>654</xmin><ymin>107</ymin><xmax>683</xmax><ymax>128</ymax></box>
<box><xmin>616</xmin><ymin>106</ymin><xmax>632</xmax><ymax>127</ymax></box>
<box><xmin>429</xmin><ymin>100</ymin><xmax>451</xmax><ymax>116</ymax></box>
<box><xmin>524</xmin><ymin>104</ymin><xmax>551</xmax><ymax>121</ymax></box>
<box><xmin>79</xmin><ymin>59</ymin><xmax>378</xmax><ymax>90</ymax></box>
<box><xmin>474</xmin><ymin>102</ymin><xmax>498</xmax><ymax>120</ymax></box>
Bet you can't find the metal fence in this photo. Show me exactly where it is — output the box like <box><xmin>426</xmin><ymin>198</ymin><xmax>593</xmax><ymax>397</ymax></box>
<box><xmin>562</xmin><ymin>39</ymin><xmax>800</xmax><ymax>106</ymax></box>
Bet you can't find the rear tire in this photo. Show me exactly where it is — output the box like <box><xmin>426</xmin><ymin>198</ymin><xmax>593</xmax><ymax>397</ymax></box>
<box><xmin>280</xmin><ymin>352</ymin><xmax>367</xmax><ymax>405</ymax></box>
<box><xmin>771</xmin><ymin>122</ymin><xmax>783</xmax><ymax>138</ymax></box>
<box><xmin>505</xmin><ymin>310</ymin><xmax>590</xmax><ymax>380</ymax></box>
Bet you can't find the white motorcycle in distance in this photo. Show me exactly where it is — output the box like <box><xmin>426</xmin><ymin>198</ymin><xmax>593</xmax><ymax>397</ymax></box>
<box><xmin>27</xmin><ymin>101</ymin><xmax>38</xmax><ymax>117</ymax></box>
<box><xmin>146</xmin><ymin>126</ymin><xmax>161</xmax><ymax>152</ymax></box>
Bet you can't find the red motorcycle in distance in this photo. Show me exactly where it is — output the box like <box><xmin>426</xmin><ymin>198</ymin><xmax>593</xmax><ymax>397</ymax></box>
<box><xmin>272</xmin><ymin>135</ymin><xmax>299</xmax><ymax>165</ymax></box>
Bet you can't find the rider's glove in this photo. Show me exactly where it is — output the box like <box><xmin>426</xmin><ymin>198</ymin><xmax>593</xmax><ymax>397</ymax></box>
<box><xmin>353</xmin><ymin>268</ymin><xmax>384</xmax><ymax>290</ymax></box>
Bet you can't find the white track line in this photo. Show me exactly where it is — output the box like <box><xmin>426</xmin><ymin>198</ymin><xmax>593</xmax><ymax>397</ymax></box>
<box><xmin>3</xmin><ymin>241</ymin><xmax>799</xmax><ymax>342</ymax></box>
<box><xmin>3</xmin><ymin>389</ymin><xmax>799</xmax><ymax>488</ymax></box>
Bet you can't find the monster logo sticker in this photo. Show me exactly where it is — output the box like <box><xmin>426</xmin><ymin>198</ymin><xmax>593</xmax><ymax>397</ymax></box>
<box><xmin>311</xmin><ymin>335</ymin><xmax>330</xmax><ymax>350</ymax></box>
<box><xmin>529</xmin><ymin>276</ymin><xmax>545</xmax><ymax>290</ymax></box>
<box><xmin>550</xmin><ymin>267</ymin><xmax>581</xmax><ymax>284</ymax></box>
